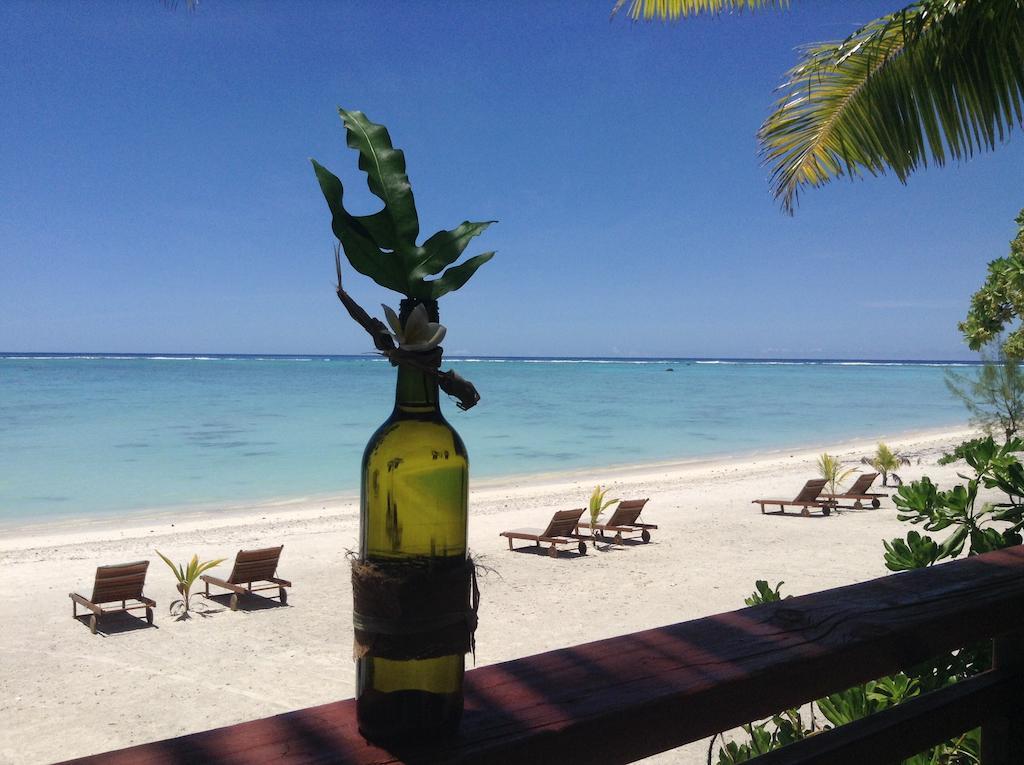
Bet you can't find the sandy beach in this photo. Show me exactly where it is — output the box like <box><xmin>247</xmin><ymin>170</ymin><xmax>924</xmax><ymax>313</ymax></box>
<box><xmin>0</xmin><ymin>425</ymin><xmax>987</xmax><ymax>764</ymax></box>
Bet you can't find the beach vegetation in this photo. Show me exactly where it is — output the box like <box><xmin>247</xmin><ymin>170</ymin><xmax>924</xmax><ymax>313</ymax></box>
<box><xmin>742</xmin><ymin>580</ymin><xmax>786</xmax><ymax>607</ymax></box>
<box><xmin>816</xmin><ymin>453</ymin><xmax>856</xmax><ymax>498</ymax></box>
<box><xmin>155</xmin><ymin>550</ymin><xmax>225</xmax><ymax>619</ymax></box>
<box><xmin>311</xmin><ymin>109</ymin><xmax>495</xmax><ymax>300</ymax></box>
<box><xmin>945</xmin><ymin>352</ymin><xmax>1024</xmax><ymax>442</ymax></box>
<box><xmin>718</xmin><ymin>435</ymin><xmax>1024</xmax><ymax>762</ymax></box>
<box><xmin>587</xmin><ymin>485</ymin><xmax>619</xmax><ymax>546</ymax></box>
<box><xmin>613</xmin><ymin>1</ymin><xmax>1024</xmax><ymax>214</ymax></box>
<box><xmin>888</xmin><ymin>436</ymin><xmax>1024</xmax><ymax>566</ymax></box>
<box><xmin>861</xmin><ymin>442</ymin><xmax>911</xmax><ymax>487</ymax></box>
<box><xmin>959</xmin><ymin>209</ymin><xmax>1024</xmax><ymax>357</ymax></box>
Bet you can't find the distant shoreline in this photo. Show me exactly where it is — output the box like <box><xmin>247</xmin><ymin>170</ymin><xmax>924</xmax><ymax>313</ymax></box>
<box><xmin>0</xmin><ymin>422</ymin><xmax>973</xmax><ymax>544</ymax></box>
<box><xmin>0</xmin><ymin>351</ymin><xmax>983</xmax><ymax>364</ymax></box>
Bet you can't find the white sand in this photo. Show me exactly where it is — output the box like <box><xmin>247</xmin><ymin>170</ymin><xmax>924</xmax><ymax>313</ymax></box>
<box><xmin>0</xmin><ymin>426</ymin><xmax>986</xmax><ymax>764</ymax></box>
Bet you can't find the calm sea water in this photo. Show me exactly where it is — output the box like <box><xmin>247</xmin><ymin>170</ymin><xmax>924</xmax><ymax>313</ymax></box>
<box><xmin>0</xmin><ymin>354</ymin><xmax>972</xmax><ymax>524</ymax></box>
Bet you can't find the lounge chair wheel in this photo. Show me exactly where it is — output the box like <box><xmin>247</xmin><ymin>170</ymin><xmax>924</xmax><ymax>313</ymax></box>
<box><xmin>548</xmin><ymin>544</ymin><xmax>559</xmax><ymax>558</ymax></box>
<box><xmin>641</xmin><ymin>529</ymin><xmax>651</xmax><ymax>543</ymax></box>
<box><xmin>89</xmin><ymin>615</ymin><xmax>97</xmax><ymax>635</ymax></box>
<box><xmin>872</xmin><ymin>498</ymin><xmax>881</xmax><ymax>509</ymax></box>
<box><xmin>614</xmin><ymin>532</ymin><xmax>623</xmax><ymax>545</ymax></box>
<box><xmin>578</xmin><ymin>541</ymin><xmax>587</xmax><ymax>556</ymax></box>
<box><xmin>823</xmin><ymin>507</ymin><xmax>831</xmax><ymax>517</ymax></box>
<box><xmin>801</xmin><ymin>507</ymin><xmax>810</xmax><ymax>517</ymax></box>
<box><xmin>279</xmin><ymin>588</ymin><xmax>288</xmax><ymax>605</ymax></box>
<box><xmin>230</xmin><ymin>594</ymin><xmax>239</xmax><ymax>611</ymax></box>
<box><xmin>146</xmin><ymin>607</ymin><xmax>153</xmax><ymax>625</ymax></box>
<box><xmin>854</xmin><ymin>500</ymin><xmax>863</xmax><ymax>509</ymax></box>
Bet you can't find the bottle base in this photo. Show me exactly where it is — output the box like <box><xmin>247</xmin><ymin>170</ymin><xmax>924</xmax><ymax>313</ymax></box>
<box><xmin>357</xmin><ymin>688</ymin><xmax>463</xmax><ymax>744</ymax></box>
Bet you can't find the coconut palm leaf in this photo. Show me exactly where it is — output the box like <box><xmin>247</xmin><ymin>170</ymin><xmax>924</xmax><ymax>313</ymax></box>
<box><xmin>588</xmin><ymin>485</ymin><xmax>619</xmax><ymax>533</ymax></box>
<box><xmin>862</xmin><ymin>441</ymin><xmax>912</xmax><ymax>485</ymax></box>
<box><xmin>760</xmin><ymin>0</ymin><xmax>1024</xmax><ymax>213</ymax></box>
<box><xmin>155</xmin><ymin>550</ymin><xmax>225</xmax><ymax>617</ymax></box>
<box><xmin>155</xmin><ymin>549</ymin><xmax>183</xmax><ymax>581</ymax></box>
<box><xmin>611</xmin><ymin>0</ymin><xmax>787</xmax><ymax>21</ymax></box>
<box><xmin>818</xmin><ymin>452</ymin><xmax>857</xmax><ymax>496</ymax></box>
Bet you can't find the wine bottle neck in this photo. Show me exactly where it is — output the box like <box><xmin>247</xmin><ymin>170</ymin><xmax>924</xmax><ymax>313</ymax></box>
<box><xmin>394</xmin><ymin>362</ymin><xmax>440</xmax><ymax>413</ymax></box>
<box><xmin>393</xmin><ymin>297</ymin><xmax>442</xmax><ymax>414</ymax></box>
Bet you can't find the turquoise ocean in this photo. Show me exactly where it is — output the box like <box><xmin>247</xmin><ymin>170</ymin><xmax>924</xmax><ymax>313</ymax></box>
<box><xmin>0</xmin><ymin>354</ymin><xmax>973</xmax><ymax>525</ymax></box>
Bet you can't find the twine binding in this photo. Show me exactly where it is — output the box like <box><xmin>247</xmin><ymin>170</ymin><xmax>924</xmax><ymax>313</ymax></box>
<box><xmin>352</xmin><ymin>556</ymin><xmax>480</xmax><ymax>662</ymax></box>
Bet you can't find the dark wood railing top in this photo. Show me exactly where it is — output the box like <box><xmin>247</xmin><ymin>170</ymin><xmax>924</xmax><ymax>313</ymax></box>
<box><xmin>62</xmin><ymin>545</ymin><xmax>1024</xmax><ymax>765</ymax></box>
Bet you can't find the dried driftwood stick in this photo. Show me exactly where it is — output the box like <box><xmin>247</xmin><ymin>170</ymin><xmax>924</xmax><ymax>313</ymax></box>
<box><xmin>333</xmin><ymin>246</ymin><xmax>481</xmax><ymax>411</ymax></box>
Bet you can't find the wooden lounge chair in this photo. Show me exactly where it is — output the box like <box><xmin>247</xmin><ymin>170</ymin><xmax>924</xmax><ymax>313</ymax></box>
<box><xmin>201</xmin><ymin>546</ymin><xmax>291</xmax><ymax>611</ymax></box>
<box><xmin>70</xmin><ymin>560</ymin><xmax>156</xmax><ymax>635</ymax></box>
<box><xmin>500</xmin><ymin>509</ymin><xmax>588</xmax><ymax>558</ymax></box>
<box><xmin>577</xmin><ymin>498</ymin><xmax>658</xmax><ymax>544</ymax></box>
<box><xmin>752</xmin><ymin>479</ymin><xmax>837</xmax><ymax>517</ymax></box>
<box><xmin>822</xmin><ymin>472</ymin><xmax>887</xmax><ymax>509</ymax></box>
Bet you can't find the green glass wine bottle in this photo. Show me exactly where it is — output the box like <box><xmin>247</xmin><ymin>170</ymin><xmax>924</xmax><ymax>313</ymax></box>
<box><xmin>355</xmin><ymin>298</ymin><xmax>469</xmax><ymax>742</ymax></box>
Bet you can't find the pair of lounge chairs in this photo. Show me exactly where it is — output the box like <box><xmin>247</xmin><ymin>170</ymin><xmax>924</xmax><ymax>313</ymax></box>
<box><xmin>500</xmin><ymin>499</ymin><xmax>657</xmax><ymax>558</ymax></box>
<box><xmin>70</xmin><ymin>546</ymin><xmax>290</xmax><ymax>635</ymax></box>
<box><xmin>753</xmin><ymin>473</ymin><xmax>887</xmax><ymax>518</ymax></box>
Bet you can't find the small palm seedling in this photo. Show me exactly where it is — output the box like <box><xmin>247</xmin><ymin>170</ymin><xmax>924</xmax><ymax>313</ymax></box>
<box><xmin>818</xmin><ymin>453</ymin><xmax>857</xmax><ymax>499</ymax></box>
<box><xmin>862</xmin><ymin>442</ymin><xmax>911</xmax><ymax>486</ymax></box>
<box><xmin>155</xmin><ymin>551</ymin><xmax>225</xmax><ymax>619</ymax></box>
<box><xmin>588</xmin><ymin>485</ymin><xmax>619</xmax><ymax>547</ymax></box>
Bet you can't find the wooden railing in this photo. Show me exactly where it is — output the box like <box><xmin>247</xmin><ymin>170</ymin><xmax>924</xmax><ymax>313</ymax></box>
<box><xmin>63</xmin><ymin>545</ymin><xmax>1024</xmax><ymax>764</ymax></box>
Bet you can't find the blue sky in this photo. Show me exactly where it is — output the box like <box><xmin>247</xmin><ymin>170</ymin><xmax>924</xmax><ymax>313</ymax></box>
<box><xmin>2</xmin><ymin>1</ymin><xmax>1021</xmax><ymax>360</ymax></box>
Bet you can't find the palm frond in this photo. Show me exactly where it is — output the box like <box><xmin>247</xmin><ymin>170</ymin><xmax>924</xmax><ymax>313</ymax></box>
<box><xmin>155</xmin><ymin>549</ymin><xmax>183</xmax><ymax>583</ymax></box>
<box><xmin>612</xmin><ymin>0</ymin><xmax>787</xmax><ymax>20</ymax></box>
<box><xmin>818</xmin><ymin>452</ymin><xmax>857</xmax><ymax>494</ymax></box>
<box><xmin>195</xmin><ymin>558</ymin><xmax>226</xmax><ymax>577</ymax></box>
<box><xmin>760</xmin><ymin>0</ymin><xmax>1024</xmax><ymax>213</ymax></box>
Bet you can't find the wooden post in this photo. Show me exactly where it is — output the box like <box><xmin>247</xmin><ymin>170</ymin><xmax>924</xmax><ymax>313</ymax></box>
<box><xmin>982</xmin><ymin>631</ymin><xmax>1024</xmax><ymax>763</ymax></box>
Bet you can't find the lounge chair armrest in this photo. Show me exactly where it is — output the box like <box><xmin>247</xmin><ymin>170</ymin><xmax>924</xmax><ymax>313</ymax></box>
<box><xmin>140</xmin><ymin>596</ymin><xmax>156</xmax><ymax>607</ymax></box>
<box><xmin>201</xmin><ymin>575</ymin><xmax>246</xmax><ymax>595</ymax></box>
<box><xmin>631</xmin><ymin>522</ymin><xmax>658</xmax><ymax>529</ymax></box>
<box><xmin>69</xmin><ymin>592</ymin><xmax>102</xmax><ymax>615</ymax></box>
<box><xmin>269</xmin><ymin>577</ymin><xmax>291</xmax><ymax>588</ymax></box>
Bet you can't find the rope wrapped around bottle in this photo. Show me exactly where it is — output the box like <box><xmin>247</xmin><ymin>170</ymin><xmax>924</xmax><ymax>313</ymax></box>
<box><xmin>351</xmin><ymin>556</ymin><xmax>480</xmax><ymax>662</ymax></box>
<box><xmin>333</xmin><ymin>247</ymin><xmax>480</xmax><ymax>410</ymax></box>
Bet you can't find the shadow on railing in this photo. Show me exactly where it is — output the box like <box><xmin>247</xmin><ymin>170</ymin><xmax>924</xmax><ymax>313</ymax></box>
<box><xmin>61</xmin><ymin>546</ymin><xmax>1024</xmax><ymax>765</ymax></box>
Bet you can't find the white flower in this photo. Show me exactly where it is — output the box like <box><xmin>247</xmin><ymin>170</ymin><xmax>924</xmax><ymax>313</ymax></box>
<box><xmin>382</xmin><ymin>303</ymin><xmax>447</xmax><ymax>351</ymax></box>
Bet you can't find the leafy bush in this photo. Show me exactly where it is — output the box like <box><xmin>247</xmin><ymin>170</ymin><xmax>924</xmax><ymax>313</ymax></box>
<box><xmin>890</xmin><ymin>436</ymin><xmax>1024</xmax><ymax>568</ymax></box>
<box><xmin>743</xmin><ymin>580</ymin><xmax>786</xmax><ymax>607</ymax></box>
<box><xmin>717</xmin><ymin>435</ymin><xmax>1024</xmax><ymax>763</ymax></box>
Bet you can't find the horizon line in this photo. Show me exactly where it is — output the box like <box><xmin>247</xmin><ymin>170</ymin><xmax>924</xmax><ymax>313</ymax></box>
<box><xmin>0</xmin><ymin>351</ymin><xmax>982</xmax><ymax>364</ymax></box>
